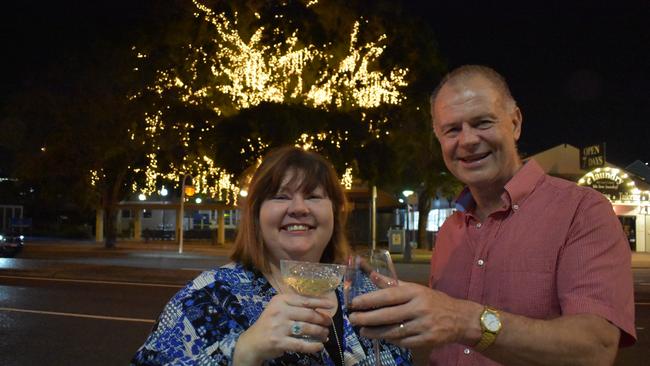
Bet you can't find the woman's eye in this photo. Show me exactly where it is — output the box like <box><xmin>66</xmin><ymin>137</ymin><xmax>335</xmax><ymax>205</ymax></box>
<box><xmin>272</xmin><ymin>194</ymin><xmax>289</xmax><ymax>200</ymax></box>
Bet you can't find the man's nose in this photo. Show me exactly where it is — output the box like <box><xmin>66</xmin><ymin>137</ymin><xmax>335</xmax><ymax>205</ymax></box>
<box><xmin>458</xmin><ymin>127</ymin><xmax>480</xmax><ymax>146</ymax></box>
<box><xmin>288</xmin><ymin>195</ymin><xmax>309</xmax><ymax>216</ymax></box>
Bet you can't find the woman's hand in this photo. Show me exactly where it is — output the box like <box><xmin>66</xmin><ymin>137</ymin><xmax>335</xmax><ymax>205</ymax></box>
<box><xmin>233</xmin><ymin>293</ymin><xmax>336</xmax><ymax>365</ymax></box>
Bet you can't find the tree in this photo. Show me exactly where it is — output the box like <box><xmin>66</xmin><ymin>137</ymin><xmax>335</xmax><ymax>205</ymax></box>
<box><xmin>130</xmin><ymin>0</ymin><xmax>410</xmax><ymax>201</ymax></box>
<box><xmin>2</xmin><ymin>36</ymin><xmax>151</xmax><ymax>247</ymax></box>
<box><xmin>133</xmin><ymin>0</ymin><xmax>459</xmax><ymax>248</ymax></box>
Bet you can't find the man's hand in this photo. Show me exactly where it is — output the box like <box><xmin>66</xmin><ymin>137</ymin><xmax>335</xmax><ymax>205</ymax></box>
<box><xmin>348</xmin><ymin>281</ymin><xmax>483</xmax><ymax>349</ymax></box>
<box><xmin>349</xmin><ymin>281</ymin><xmax>621</xmax><ymax>366</ymax></box>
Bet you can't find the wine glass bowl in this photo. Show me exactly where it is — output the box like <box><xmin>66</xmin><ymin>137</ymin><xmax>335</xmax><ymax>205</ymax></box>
<box><xmin>344</xmin><ymin>249</ymin><xmax>398</xmax><ymax>308</ymax></box>
<box><xmin>344</xmin><ymin>249</ymin><xmax>398</xmax><ymax>366</ymax></box>
<box><xmin>280</xmin><ymin>260</ymin><xmax>347</xmax><ymax>297</ymax></box>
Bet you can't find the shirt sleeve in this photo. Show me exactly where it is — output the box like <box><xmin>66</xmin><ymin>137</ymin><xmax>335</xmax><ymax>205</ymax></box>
<box><xmin>557</xmin><ymin>189</ymin><xmax>636</xmax><ymax>346</ymax></box>
<box><xmin>130</xmin><ymin>282</ymin><xmax>243</xmax><ymax>365</ymax></box>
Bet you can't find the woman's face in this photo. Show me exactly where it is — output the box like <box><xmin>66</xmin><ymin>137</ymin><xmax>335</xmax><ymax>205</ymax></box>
<box><xmin>259</xmin><ymin>170</ymin><xmax>334</xmax><ymax>265</ymax></box>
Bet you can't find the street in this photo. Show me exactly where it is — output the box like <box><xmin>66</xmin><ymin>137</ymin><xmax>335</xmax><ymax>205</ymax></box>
<box><xmin>0</xmin><ymin>242</ymin><xmax>648</xmax><ymax>365</ymax></box>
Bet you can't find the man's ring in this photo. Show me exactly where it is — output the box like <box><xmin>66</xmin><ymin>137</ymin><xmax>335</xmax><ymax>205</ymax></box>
<box><xmin>398</xmin><ymin>323</ymin><xmax>406</xmax><ymax>336</ymax></box>
<box><xmin>291</xmin><ymin>322</ymin><xmax>303</xmax><ymax>336</ymax></box>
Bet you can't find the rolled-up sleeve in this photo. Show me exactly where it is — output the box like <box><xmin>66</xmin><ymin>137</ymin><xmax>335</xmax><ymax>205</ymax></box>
<box><xmin>558</xmin><ymin>191</ymin><xmax>636</xmax><ymax>346</ymax></box>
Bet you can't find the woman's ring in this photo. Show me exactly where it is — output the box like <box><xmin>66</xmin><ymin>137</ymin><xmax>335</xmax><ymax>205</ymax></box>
<box><xmin>291</xmin><ymin>322</ymin><xmax>303</xmax><ymax>336</ymax></box>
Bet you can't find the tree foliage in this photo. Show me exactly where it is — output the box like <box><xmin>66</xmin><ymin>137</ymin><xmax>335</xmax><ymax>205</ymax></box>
<box><xmin>2</xmin><ymin>0</ymin><xmax>461</xmax><ymax>249</ymax></box>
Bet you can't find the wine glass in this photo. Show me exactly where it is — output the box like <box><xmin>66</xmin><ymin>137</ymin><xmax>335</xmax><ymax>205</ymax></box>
<box><xmin>280</xmin><ymin>259</ymin><xmax>347</xmax><ymax>341</ymax></box>
<box><xmin>344</xmin><ymin>249</ymin><xmax>399</xmax><ymax>366</ymax></box>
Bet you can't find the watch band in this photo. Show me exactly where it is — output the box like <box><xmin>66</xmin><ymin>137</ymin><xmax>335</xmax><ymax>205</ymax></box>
<box><xmin>474</xmin><ymin>330</ymin><xmax>497</xmax><ymax>352</ymax></box>
<box><xmin>475</xmin><ymin>306</ymin><xmax>501</xmax><ymax>352</ymax></box>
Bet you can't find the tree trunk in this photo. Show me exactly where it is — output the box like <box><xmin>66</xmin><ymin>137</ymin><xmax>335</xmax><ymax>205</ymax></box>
<box><xmin>104</xmin><ymin>202</ymin><xmax>117</xmax><ymax>249</ymax></box>
<box><xmin>103</xmin><ymin>167</ymin><xmax>128</xmax><ymax>249</ymax></box>
<box><xmin>417</xmin><ymin>190</ymin><xmax>432</xmax><ymax>250</ymax></box>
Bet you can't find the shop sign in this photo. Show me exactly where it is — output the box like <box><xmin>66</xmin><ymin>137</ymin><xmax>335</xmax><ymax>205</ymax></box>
<box><xmin>580</xmin><ymin>143</ymin><xmax>606</xmax><ymax>170</ymax></box>
<box><xmin>578</xmin><ymin>167</ymin><xmax>637</xmax><ymax>202</ymax></box>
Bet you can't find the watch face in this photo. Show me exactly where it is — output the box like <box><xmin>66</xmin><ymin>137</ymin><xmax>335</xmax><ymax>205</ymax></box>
<box><xmin>484</xmin><ymin>313</ymin><xmax>501</xmax><ymax>332</ymax></box>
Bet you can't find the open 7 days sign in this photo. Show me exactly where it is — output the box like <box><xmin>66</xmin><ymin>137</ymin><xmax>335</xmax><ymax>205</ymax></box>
<box><xmin>580</xmin><ymin>143</ymin><xmax>606</xmax><ymax>170</ymax></box>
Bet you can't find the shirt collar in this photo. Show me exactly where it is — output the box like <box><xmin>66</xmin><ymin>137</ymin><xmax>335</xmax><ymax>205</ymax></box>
<box><xmin>503</xmin><ymin>159</ymin><xmax>545</xmax><ymax>206</ymax></box>
<box><xmin>454</xmin><ymin>159</ymin><xmax>546</xmax><ymax>214</ymax></box>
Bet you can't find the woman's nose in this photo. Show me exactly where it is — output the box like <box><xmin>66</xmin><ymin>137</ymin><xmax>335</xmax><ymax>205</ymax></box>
<box><xmin>288</xmin><ymin>195</ymin><xmax>309</xmax><ymax>216</ymax></box>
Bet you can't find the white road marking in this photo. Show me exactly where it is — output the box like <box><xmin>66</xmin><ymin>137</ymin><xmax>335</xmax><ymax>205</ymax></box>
<box><xmin>0</xmin><ymin>275</ymin><xmax>183</xmax><ymax>288</ymax></box>
<box><xmin>0</xmin><ymin>307</ymin><xmax>155</xmax><ymax>323</ymax></box>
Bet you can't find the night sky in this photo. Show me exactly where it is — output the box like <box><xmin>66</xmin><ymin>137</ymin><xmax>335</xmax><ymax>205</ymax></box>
<box><xmin>2</xmin><ymin>0</ymin><xmax>649</xmax><ymax>167</ymax></box>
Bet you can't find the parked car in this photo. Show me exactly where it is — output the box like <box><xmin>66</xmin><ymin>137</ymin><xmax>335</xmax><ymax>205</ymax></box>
<box><xmin>0</xmin><ymin>232</ymin><xmax>24</xmax><ymax>257</ymax></box>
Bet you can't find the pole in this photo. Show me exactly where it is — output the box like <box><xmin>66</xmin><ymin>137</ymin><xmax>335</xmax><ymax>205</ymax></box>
<box><xmin>404</xmin><ymin>203</ymin><xmax>412</xmax><ymax>262</ymax></box>
<box><xmin>371</xmin><ymin>185</ymin><xmax>377</xmax><ymax>251</ymax></box>
<box><xmin>178</xmin><ymin>174</ymin><xmax>190</xmax><ymax>254</ymax></box>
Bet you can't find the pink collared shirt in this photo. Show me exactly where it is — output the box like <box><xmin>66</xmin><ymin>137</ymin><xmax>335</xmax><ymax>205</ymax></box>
<box><xmin>428</xmin><ymin>160</ymin><xmax>636</xmax><ymax>366</ymax></box>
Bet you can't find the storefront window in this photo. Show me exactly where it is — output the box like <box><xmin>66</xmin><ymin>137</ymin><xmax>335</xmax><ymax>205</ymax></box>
<box><xmin>618</xmin><ymin>216</ymin><xmax>636</xmax><ymax>250</ymax></box>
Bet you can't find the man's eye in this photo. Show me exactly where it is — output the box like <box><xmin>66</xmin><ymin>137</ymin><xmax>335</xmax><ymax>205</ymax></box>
<box><xmin>445</xmin><ymin>127</ymin><xmax>460</xmax><ymax>135</ymax></box>
<box><xmin>477</xmin><ymin>120</ymin><xmax>493</xmax><ymax>128</ymax></box>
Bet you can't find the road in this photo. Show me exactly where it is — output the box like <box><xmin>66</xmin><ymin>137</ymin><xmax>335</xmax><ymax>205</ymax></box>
<box><xmin>0</xmin><ymin>244</ymin><xmax>648</xmax><ymax>365</ymax></box>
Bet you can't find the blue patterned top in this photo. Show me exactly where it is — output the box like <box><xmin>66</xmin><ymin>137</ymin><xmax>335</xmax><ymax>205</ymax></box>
<box><xmin>131</xmin><ymin>262</ymin><xmax>411</xmax><ymax>366</ymax></box>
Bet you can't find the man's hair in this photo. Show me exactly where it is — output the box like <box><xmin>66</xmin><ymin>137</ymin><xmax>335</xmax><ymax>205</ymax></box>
<box><xmin>230</xmin><ymin>146</ymin><xmax>350</xmax><ymax>272</ymax></box>
<box><xmin>430</xmin><ymin>65</ymin><xmax>517</xmax><ymax>121</ymax></box>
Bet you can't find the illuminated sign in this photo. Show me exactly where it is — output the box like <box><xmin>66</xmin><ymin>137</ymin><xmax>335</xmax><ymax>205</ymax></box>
<box><xmin>578</xmin><ymin>167</ymin><xmax>649</xmax><ymax>203</ymax></box>
<box><xmin>580</xmin><ymin>143</ymin><xmax>606</xmax><ymax>170</ymax></box>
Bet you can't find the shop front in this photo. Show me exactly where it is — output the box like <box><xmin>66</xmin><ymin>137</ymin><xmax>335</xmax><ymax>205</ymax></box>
<box><xmin>578</xmin><ymin>166</ymin><xmax>650</xmax><ymax>252</ymax></box>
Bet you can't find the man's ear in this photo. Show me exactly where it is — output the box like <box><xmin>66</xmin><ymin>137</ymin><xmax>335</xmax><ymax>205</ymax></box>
<box><xmin>512</xmin><ymin>106</ymin><xmax>523</xmax><ymax>141</ymax></box>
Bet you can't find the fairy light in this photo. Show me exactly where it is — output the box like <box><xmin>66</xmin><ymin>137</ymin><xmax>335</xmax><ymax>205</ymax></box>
<box><xmin>126</xmin><ymin>0</ymin><xmax>409</xmax><ymax>201</ymax></box>
<box><xmin>341</xmin><ymin>167</ymin><xmax>353</xmax><ymax>189</ymax></box>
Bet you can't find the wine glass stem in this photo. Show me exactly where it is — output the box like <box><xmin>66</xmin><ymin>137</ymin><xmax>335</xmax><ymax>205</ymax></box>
<box><xmin>374</xmin><ymin>339</ymin><xmax>381</xmax><ymax>365</ymax></box>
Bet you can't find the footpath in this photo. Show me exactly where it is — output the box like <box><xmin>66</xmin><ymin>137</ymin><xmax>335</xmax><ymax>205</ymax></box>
<box><xmin>1</xmin><ymin>239</ymin><xmax>648</xmax><ymax>286</ymax></box>
<box><xmin>16</xmin><ymin>238</ymin><xmax>650</xmax><ymax>267</ymax></box>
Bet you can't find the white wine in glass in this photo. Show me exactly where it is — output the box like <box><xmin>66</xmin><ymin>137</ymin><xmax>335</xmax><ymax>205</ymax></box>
<box><xmin>280</xmin><ymin>259</ymin><xmax>346</xmax><ymax>341</ymax></box>
<box><xmin>344</xmin><ymin>249</ymin><xmax>399</xmax><ymax>366</ymax></box>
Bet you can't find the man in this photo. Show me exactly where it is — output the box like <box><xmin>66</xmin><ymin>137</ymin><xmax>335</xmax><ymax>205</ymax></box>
<box><xmin>349</xmin><ymin>65</ymin><xmax>636</xmax><ymax>365</ymax></box>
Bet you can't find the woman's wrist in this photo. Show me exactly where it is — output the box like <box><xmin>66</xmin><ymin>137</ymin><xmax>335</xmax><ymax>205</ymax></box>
<box><xmin>233</xmin><ymin>331</ymin><xmax>263</xmax><ymax>366</ymax></box>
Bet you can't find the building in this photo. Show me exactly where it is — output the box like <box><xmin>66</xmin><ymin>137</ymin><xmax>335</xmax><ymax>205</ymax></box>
<box><xmin>527</xmin><ymin>144</ymin><xmax>650</xmax><ymax>252</ymax></box>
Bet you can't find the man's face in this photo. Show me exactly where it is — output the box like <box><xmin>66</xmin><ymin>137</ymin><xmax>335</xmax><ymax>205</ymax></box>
<box><xmin>432</xmin><ymin>76</ymin><xmax>523</xmax><ymax>190</ymax></box>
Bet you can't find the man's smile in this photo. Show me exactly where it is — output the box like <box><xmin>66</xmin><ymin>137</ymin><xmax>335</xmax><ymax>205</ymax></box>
<box><xmin>458</xmin><ymin>151</ymin><xmax>491</xmax><ymax>164</ymax></box>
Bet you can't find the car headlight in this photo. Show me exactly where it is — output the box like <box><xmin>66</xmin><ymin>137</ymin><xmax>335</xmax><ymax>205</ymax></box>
<box><xmin>19</xmin><ymin>235</ymin><xmax>25</xmax><ymax>240</ymax></box>
<box><xmin>0</xmin><ymin>234</ymin><xmax>4</xmax><ymax>241</ymax></box>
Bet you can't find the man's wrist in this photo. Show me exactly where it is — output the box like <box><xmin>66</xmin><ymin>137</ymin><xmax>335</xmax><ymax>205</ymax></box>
<box><xmin>458</xmin><ymin>300</ymin><xmax>485</xmax><ymax>345</ymax></box>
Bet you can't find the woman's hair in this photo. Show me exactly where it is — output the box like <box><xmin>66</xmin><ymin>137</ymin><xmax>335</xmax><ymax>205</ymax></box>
<box><xmin>231</xmin><ymin>146</ymin><xmax>350</xmax><ymax>272</ymax></box>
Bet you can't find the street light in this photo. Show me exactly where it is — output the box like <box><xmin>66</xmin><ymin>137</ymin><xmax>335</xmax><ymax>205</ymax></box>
<box><xmin>160</xmin><ymin>186</ymin><xmax>168</xmax><ymax>235</ymax></box>
<box><xmin>178</xmin><ymin>174</ymin><xmax>195</xmax><ymax>254</ymax></box>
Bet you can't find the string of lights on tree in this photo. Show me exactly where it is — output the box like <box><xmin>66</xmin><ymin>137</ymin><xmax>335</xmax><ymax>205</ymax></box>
<box><xmin>94</xmin><ymin>0</ymin><xmax>410</xmax><ymax>204</ymax></box>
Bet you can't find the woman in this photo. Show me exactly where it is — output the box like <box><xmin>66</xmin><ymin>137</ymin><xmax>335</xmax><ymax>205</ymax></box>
<box><xmin>131</xmin><ymin>146</ymin><xmax>412</xmax><ymax>366</ymax></box>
